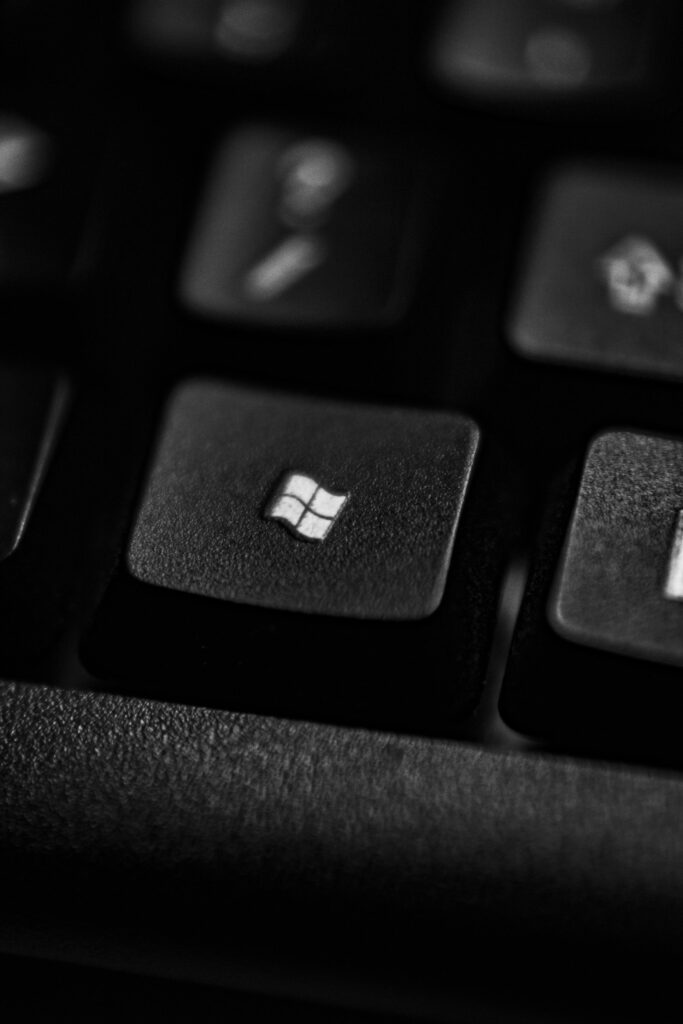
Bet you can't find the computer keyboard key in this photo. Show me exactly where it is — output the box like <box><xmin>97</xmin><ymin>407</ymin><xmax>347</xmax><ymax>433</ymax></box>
<box><xmin>180</xmin><ymin>125</ymin><xmax>424</xmax><ymax>329</ymax></box>
<box><xmin>128</xmin><ymin>380</ymin><xmax>477</xmax><ymax>618</ymax></box>
<box><xmin>83</xmin><ymin>380</ymin><xmax>500</xmax><ymax>733</ymax></box>
<box><xmin>431</xmin><ymin>0</ymin><xmax>660</xmax><ymax>104</ymax></box>
<box><xmin>131</xmin><ymin>0</ymin><xmax>304</xmax><ymax>64</ymax></box>
<box><xmin>0</xmin><ymin>366</ymin><xmax>67</xmax><ymax>562</ymax></box>
<box><xmin>550</xmin><ymin>431</ymin><xmax>683</xmax><ymax>665</ymax></box>
<box><xmin>500</xmin><ymin>429</ymin><xmax>683</xmax><ymax>767</ymax></box>
<box><xmin>509</xmin><ymin>166</ymin><xmax>683</xmax><ymax>382</ymax></box>
<box><xmin>0</xmin><ymin>111</ymin><xmax>93</xmax><ymax>293</ymax></box>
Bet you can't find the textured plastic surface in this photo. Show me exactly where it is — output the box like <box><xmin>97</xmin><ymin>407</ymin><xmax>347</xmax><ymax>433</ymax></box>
<box><xmin>127</xmin><ymin>380</ymin><xmax>479</xmax><ymax>620</ymax></box>
<box><xmin>551</xmin><ymin>429</ymin><xmax>683</xmax><ymax>665</ymax></box>
<box><xmin>0</xmin><ymin>367</ymin><xmax>66</xmax><ymax>561</ymax></box>
<box><xmin>3</xmin><ymin>679</ymin><xmax>683</xmax><ymax>947</ymax></box>
<box><xmin>510</xmin><ymin>166</ymin><xmax>683</xmax><ymax>380</ymax></box>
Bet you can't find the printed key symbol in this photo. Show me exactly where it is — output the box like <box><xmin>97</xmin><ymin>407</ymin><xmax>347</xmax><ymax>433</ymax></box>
<box><xmin>243</xmin><ymin>138</ymin><xmax>356</xmax><ymax>302</ymax></box>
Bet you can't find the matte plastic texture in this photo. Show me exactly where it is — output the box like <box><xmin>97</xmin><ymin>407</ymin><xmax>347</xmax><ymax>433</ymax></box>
<box><xmin>2</xmin><ymin>680</ymin><xmax>683</xmax><ymax>1019</ymax></box>
<box><xmin>180</xmin><ymin>125</ymin><xmax>422</xmax><ymax>329</ymax></box>
<box><xmin>551</xmin><ymin>429</ymin><xmax>683</xmax><ymax>666</ymax></box>
<box><xmin>127</xmin><ymin>379</ymin><xmax>479</xmax><ymax>620</ymax></box>
<box><xmin>510</xmin><ymin>165</ymin><xmax>683</xmax><ymax>380</ymax></box>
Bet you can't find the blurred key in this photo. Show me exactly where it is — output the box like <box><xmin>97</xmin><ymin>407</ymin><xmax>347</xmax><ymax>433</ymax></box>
<box><xmin>0</xmin><ymin>116</ymin><xmax>51</xmax><ymax>194</ymax></box>
<box><xmin>180</xmin><ymin>125</ymin><xmax>424</xmax><ymax>330</ymax></box>
<box><xmin>510</xmin><ymin>166</ymin><xmax>683</xmax><ymax>381</ymax></box>
<box><xmin>431</xmin><ymin>0</ymin><xmax>662</xmax><ymax>105</ymax></box>
<box><xmin>131</xmin><ymin>0</ymin><xmax>303</xmax><ymax>63</ymax></box>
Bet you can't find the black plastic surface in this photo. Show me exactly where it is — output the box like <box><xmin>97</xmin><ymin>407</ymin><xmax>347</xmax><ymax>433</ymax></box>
<box><xmin>181</xmin><ymin>124</ymin><xmax>423</xmax><ymax>329</ymax></box>
<box><xmin>126</xmin><ymin>380</ymin><xmax>478</xmax><ymax>619</ymax></box>
<box><xmin>551</xmin><ymin>429</ymin><xmax>683</xmax><ymax>665</ymax></box>
<box><xmin>511</xmin><ymin>165</ymin><xmax>683</xmax><ymax>380</ymax></box>
<box><xmin>0</xmin><ymin>365</ymin><xmax>65</xmax><ymax>561</ymax></box>
<box><xmin>5</xmin><ymin>2</ymin><xmax>683</xmax><ymax>1018</ymax></box>
<box><xmin>3</xmin><ymin>680</ymin><xmax>683</xmax><ymax>1020</ymax></box>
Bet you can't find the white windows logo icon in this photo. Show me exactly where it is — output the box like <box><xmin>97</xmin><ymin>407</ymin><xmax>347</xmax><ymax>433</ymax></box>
<box><xmin>265</xmin><ymin>471</ymin><xmax>349</xmax><ymax>541</ymax></box>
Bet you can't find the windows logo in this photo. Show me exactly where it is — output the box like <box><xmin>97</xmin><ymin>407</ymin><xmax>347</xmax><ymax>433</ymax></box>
<box><xmin>265</xmin><ymin>471</ymin><xmax>349</xmax><ymax>542</ymax></box>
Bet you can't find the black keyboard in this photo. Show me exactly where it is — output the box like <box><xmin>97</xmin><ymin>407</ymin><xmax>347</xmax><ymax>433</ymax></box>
<box><xmin>4</xmin><ymin>1</ymin><xmax>683</xmax><ymax>1020</ymax></box>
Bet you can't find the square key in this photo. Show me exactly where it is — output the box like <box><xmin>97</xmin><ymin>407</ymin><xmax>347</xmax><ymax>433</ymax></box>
<box><xmin>432</xmin><ymin>0</ymin><xmax>654</xmax><ymax>101</ymax></box>
<box><xmin>180</xmin><ymin>125</ymin><xmax>422</xmax><ymax>329</ymax></box>
<box><xmin>510</xmin><ymin>166</ymin><xmax>683</xmax><ymax>381</ymax></box>
<box><xmin>550</xmin><ymin>430</ymin><xmax>683</xmax><ymax>667</ymax></box>
<box><xmin>126</xmin><ymin>381</ymin><xmax>479</xmax><ymax>620</ymax></box>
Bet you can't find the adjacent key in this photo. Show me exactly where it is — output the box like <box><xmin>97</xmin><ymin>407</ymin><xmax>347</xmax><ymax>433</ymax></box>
<box><xmin>83</xmin><ymin>380</ymin><xmax>498</xmax><ymax>734</ymax></box>
<box><xmin>501</xmin><ymin>430</ymin><xmax>683</xmax><ymax>768</ymax></box>
<box><xmin>180</xmin><ymin>125</ymin><xmax>424</xmax><ymax>329</ymax></box>
<box><xmin>130</xmin><ymin>0</ymin><xmax>426</xmax><ymax>101</ymax></box>
<box><xmin>431</xmin><ymin>0</ymin><xmax>663</xmax><ymax>105</ymax></box>
<box><xmin>509</xmin><ymin>166</ymin><xmax>683</xmax><ymax>382</ymax></box>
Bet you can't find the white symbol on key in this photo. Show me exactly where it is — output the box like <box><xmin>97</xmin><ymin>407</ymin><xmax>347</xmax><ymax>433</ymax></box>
<box><xmin>265</xmin><ymin>471</ymin><xmax>349</xmax><ymax>542</ymax></box>
<box><xmin>276</xmin><ymin>139</ymin><xmax>355</xmax><ymax>230</ymax></box>
<box><xmin>242</xmin><ymin>138</ymin><xmax>356</xmax><ymax>302</ymax></box>
<box><xmin>664</xmin><ymin>509</ymin><xmax>683</xmax><ymax>601</ymax></box>
<box><xmin>243</xmin><ymin>234</ymin><xmax>326</xmax><ymax>301</ymax></box>
<box><xmin>597</xmin><ymin>236</ymin><xmax>676</xmax><ymax>316</ymax></box>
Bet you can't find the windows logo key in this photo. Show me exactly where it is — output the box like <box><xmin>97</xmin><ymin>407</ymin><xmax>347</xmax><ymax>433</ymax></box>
<box><xmin>265</xmin><ymin>471</ymin><xmax>349</xmax><ymax>542</ymax></box>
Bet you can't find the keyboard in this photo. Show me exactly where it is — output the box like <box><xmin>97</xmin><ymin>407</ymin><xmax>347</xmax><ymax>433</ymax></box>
<box><xmin>3</xmin><ymin>1</ymin><xmax>683</xmax><ymax>1019</ymax></box>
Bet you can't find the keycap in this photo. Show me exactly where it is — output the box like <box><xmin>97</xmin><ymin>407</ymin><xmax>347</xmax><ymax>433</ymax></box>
<box><xmin>83</xmin><ymin>380</ymin><xmax>498</xmax><ymax>733</ymax></box>
<box><xmin>0</xmin><ymin>111</ymin><xmax>91</xmax><ymax>293</ymax></box>
<box><xmin>500</xmin><ymin>429</ymin><xmax>683</xmax><ymax>767</ymax></box>
<box><xmin>129</xmin><ymin>0</ymin><xmax>425</xmax><ymax>103</ymax></box>
<box><xmin>180</xmin><ymin>125</ymin><xmax>424</xmax><ymax>329</ymax></box>
<box><xmin>431</xmin><ymin>0</ymin><xmax>660</xmax><ymax>104</ymax></box>
<box><xmin>551</xmin><ymin>431</ymin><xmax>683</xmax><ymax>664</ymax></box>
<box><xmin>0</xmin><ymin>365</ymin><xmax>67</xmax><ymax>562</ymax></box>
<box><xmin>509</xmin><ymin>165</ymin><xmax>683</xmax><ymax>382</ymax></box>
<box><xmin>131</xmin><ymin>0</ymin><xmax>304</xmax><ymax>64</ymax></box>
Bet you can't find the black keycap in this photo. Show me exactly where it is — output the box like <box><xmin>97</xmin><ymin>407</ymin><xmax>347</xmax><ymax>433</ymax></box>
<box><xmin>131</xmin><ymin>0</ymin><xmax>304</xmax><ymax>64</ymax></box>
<box><xmin>432</xmin><ymin>0</ymin><xmax>659</xmax><ymax>104</ymax></box>
<box><xmin>129</xmin><ymin>0</ymin><xmax>426</xmax><ymax>105</ymax></box>
<box><xmin>0</xmin><ymin>365</ymin><xmax>67</xmax><ymax>561</ymax></box>
<box><xmin>550</xmin><ymin>430</ymin><xmax>683</xmax><ymax>665</ymax></box>
<box><xmin>509</xmin><ymin>165</ymin><xmax>683</xmax><ymax>382</ymax></box>
<box><xmin>0</xmin><ymin>111</ymin><xmax>92</xmax><ymax>294</ymax></box>
<box><xmin>501</xmin><ymin>429</ymin><xmax>683</xmax><ymax>768</ymax></box>
<box><xmin>180</xmin><ymin>125</ymin><xmax>424</xmax><ymax>329</ymax></box>
<box><xmin>83</xmin><ymin>380</ymin><xmax>499</xmax><ymax>734</ymax></box>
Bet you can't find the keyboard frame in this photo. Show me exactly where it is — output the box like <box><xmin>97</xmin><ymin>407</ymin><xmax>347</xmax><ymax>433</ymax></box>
<box><xmin>2</xmin><ymin>679</ymin><xmax>683</xmax><ymax>1021</ymax></box>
